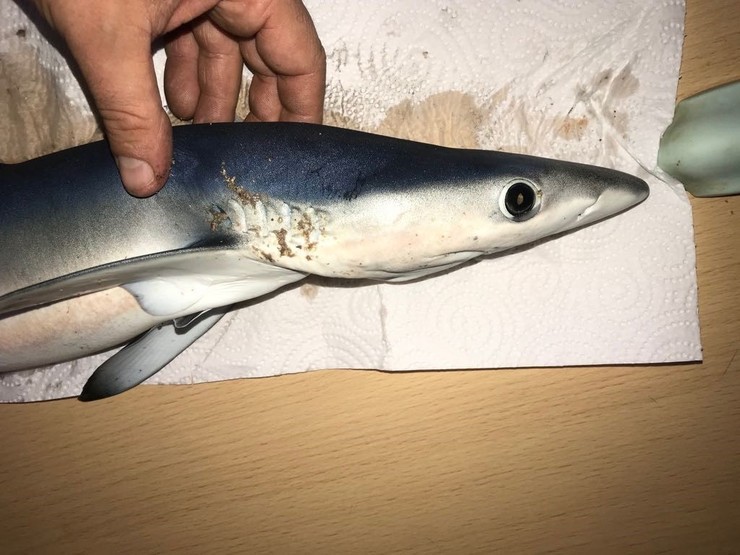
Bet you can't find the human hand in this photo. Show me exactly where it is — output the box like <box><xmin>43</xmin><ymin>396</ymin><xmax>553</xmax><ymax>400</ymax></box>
<box><xmin>33</xmin><ymin>0</ymin><xmax>326</xmax><ymax>197</ymax></box>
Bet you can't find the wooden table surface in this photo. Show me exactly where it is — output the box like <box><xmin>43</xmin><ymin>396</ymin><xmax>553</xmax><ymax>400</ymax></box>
<box><xmin>1</xmin><ymin>1</ymin><xmax>738</xmax><ymax>553</ymax></box>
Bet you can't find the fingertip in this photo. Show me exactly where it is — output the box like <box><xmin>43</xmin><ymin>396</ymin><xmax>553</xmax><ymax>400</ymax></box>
<box><xmin>116</xmin><ymin>156</ymin><xmax>161</xmax><ymax>197</ymax></box>
<box><xmin>108</xmin><ymin>109</ymin><xmax>173</xmax><ymax>197</ymax></box>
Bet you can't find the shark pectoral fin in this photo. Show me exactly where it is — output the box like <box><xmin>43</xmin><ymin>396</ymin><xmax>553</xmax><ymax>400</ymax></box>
<box><xmin>78</xmin><ymin>306</ymin><xmax>231</xmax><ymax>402</ymax></box>
<box><xmin>0</xmin><ymin>243</ymin><xmax>239</xmax><ymax>317</ymax></box>
<box><xmin>123</xmin><ymin>276</ymin><xmax>211</xmax><ymax>316</ymax></box>
<box><xmin>120</xmin><ymin>252</ymin><xmax>307</xmax><ymax>317</ymax></box>
<box><xmin>0</xmin><ymin>246</ymin><xmax>307</xmax><ymax>319</ymax></box>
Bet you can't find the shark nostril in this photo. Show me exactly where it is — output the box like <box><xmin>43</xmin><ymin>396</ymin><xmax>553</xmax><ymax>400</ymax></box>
<box><xmin>501</xmin><ymin>180</ymin><xmax>541</xmax><ymax>221</ymax></box>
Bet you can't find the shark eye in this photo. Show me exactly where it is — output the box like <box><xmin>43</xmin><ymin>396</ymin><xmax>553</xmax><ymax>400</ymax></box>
<box><xmin>500</xmin><ymin>180</ymin><xmax>541</xmax><ymax>221</ymax></box>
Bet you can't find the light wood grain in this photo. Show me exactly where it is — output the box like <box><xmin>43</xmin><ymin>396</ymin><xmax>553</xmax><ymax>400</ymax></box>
<box><xmin>1</xmin><ymin>1</ymin><xmax>739</xmax><ymax>553</ymax></box>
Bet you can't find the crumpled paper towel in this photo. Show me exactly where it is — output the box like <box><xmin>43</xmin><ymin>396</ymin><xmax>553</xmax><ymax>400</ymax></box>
<box><xmin>0</xmin><ymin>0</ymin><xmax>701</xmax><ymax>402</ymax></box>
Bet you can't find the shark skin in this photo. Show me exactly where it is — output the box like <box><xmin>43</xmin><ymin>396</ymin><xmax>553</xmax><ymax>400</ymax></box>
<box><xmin>0</xmin><ymin>122</ymin><xmax>649</xmax><ymax>400</ymax></box>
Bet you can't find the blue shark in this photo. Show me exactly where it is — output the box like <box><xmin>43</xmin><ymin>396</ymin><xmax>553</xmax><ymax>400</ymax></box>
<box><xmin>0</xmin><ymin>122</ymin><xmax>648</xmax><ymax>400</ymax></box>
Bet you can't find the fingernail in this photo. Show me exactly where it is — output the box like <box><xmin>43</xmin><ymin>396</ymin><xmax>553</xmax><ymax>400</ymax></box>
<box><xmin>116</xmin><ymin>156</ymin><xmax>156</xmax><ymax>197</ymax></box>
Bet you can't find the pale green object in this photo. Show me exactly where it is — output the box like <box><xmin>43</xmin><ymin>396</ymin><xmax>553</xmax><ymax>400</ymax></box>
<box><xmin>658</xmin><ymin>80</ymin><xmax>740</xmax><ymax>197</ymax></box>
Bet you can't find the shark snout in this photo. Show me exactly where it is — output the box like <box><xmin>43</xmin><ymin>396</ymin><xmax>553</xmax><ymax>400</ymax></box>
<box><xmin>578</xmin><ymin>173</ymin><xmax>649</xmax><ymax>225</ymax></box>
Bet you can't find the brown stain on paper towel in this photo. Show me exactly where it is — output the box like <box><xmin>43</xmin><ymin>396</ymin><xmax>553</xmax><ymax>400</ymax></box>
<box><xmin>325</xmin><ymin>90</ymin><xmax>486</xmax><ymax>149</ymax></box>
<box><xmin>0</xmin><ymin>41</ymin><xmax>100</xmax><ymax>162</ymax></box>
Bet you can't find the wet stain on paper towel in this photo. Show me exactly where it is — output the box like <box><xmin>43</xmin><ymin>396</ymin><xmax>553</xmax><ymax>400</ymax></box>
<box><xmin>0</xmin><ymin>41</ymin><xmax>100</xmax><ymax>162</ymax></box>
<box><xmin>557</xmin><ymin>116</ymin><xmax>590</xmax><ymax>140</ymax></box>
<box><xmin>325</xmin><ymin>91</ymin><xmax>486</xmax><ymax>149</ymax></box>
<box><xmin>300</xmin><ymin>284</ymin><xmax>320</xmax><ymax>301</ymax></box>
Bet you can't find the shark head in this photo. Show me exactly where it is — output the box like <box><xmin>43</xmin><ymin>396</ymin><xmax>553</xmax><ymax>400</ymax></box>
<box><xmin>285</xmin><ymin>151</ymin><xmax>650</xmax><ymax>281</ymax></box>
<box><xmin>475</xmin><ymin>154</ymin><xmax>650</xmax><ymax>251</ymax></box>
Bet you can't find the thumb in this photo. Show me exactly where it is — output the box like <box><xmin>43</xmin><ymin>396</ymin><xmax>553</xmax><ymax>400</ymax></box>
<box><xmin>47</xmin><ymin>3</ymin><xmax>172</xmax><ymax>197</ymax></box>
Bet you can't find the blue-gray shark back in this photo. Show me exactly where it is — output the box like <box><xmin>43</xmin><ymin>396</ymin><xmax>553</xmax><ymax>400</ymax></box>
<box><xmin>0</xmin><ymin>122</ymin><xmax>649</xmax><ymax>400</ymax></box>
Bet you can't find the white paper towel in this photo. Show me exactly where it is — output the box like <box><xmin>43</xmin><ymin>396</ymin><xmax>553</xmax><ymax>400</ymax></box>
<box><xmin>0</xmin><ymin>0</ymin><xmax>701</xmax><ymax>402</ymax></box>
